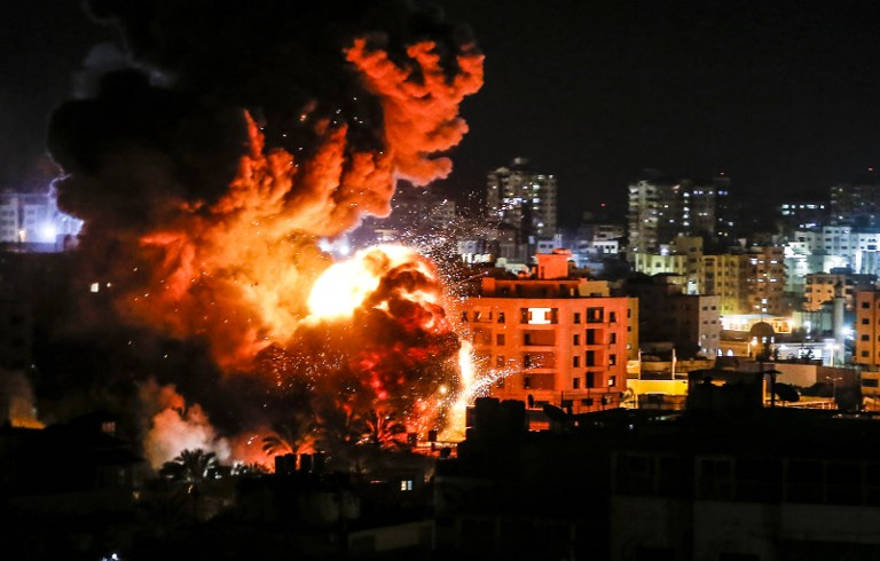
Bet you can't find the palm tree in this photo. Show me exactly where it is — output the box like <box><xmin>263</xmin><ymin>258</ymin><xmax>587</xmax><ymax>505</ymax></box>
<box><xmin>262</xmin><ymin>412</ymin><xmax>316</xmax><ymax>456</ymax></box>
<box><xmin>159</xmin><ymin>448</ymin><xmax>220</xmax><ymax>483</ymax></box>
<box><xmin>362</xmin><ymin>409</ymin><xmax>407</xmax><ymax>449</ymax></box>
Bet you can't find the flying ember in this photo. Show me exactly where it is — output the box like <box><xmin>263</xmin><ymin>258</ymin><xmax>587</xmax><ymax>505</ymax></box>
<box><xmin>49</xmin><ymin>0</ymin><xmax>484</xmax><ymax>467</ymax></box>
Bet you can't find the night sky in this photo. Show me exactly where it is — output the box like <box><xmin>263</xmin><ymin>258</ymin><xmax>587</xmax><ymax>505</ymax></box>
<box><xmin>5</xmin><ymin>1</ymin><xmax>880</xmax><ymax>226</ymax></box>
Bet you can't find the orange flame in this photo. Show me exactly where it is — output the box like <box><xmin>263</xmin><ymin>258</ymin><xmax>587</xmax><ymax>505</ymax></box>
<box><xmin>122</xmin><ymin>39</ymin><xmax>482</xmax><ymax>371</ymax></box>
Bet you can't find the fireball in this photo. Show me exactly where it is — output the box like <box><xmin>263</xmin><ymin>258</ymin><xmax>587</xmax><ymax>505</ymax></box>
<box><xmin>307</xmin><ymin>245</ymin><xmax>431</xmax><ymax>320</ymax></box>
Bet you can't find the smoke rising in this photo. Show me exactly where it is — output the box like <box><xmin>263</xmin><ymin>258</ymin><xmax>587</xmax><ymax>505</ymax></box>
<box><xmin>47</xmin><ymin>0</ymin><xmax>482</xmax><ymax>464</ymax></box>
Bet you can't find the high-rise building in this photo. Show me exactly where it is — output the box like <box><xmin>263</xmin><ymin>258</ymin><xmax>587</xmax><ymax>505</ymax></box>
<box><xmin>745</xmin><ymin>246</ymin><xmax>787</xmax><ymax>315</ymax></box>
<box><xmin>627</xmin><ymin>174</ymin><xmax>678</xmax><ymax>254</ymax></box>
<box><xmin>460</xmin><ymin>250</ymin><xmax>632</xmax><ymax>415</ymax></box>
<box><xmin>627</xmin><ymin>171</ymin><xmax>730</xmax><ymax>255</ymax></box>
<box><xmin>486</xmin><ymin>158</ymin><xmax>558</xmax><ymax>244</ymax></box>
<box><xmin>830</xmin><ymin>170</ymin><xmax>880</xmax><ymax>228</ymax></box>
<box><xmin>778</xmin><ymin>201</ymin><xmax>827</xmax><ymax>233</ymax></box>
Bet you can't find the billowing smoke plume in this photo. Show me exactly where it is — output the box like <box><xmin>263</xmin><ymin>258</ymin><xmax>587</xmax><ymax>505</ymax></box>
<box><xmin>139</xmin><ymin>380</ymin><xmax>230</xmax><ymax>468</ymax></box>
<box><xmin>47</xmin><ymin>1</ymin><xmax>482</xmax><ymax>462</ymax></box>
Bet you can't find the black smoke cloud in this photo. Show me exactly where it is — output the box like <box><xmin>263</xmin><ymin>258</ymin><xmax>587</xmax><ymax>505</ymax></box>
<box><xmin>49</xmin><ymin>0</ymin><xmax>473</xmax><ymax>235</ymax></box>
<box><xmin>40</xmin><ymin>0</ymin><xmax>477</xmax><ymax>452</ymax></box>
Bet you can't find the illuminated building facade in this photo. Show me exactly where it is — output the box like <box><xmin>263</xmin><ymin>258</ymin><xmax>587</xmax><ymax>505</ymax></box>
<box><xmin>745</xmin><ymin>246</ymin><xmax>787</xmax><ymax>315</ymax></box>
<box><xmin>778</xmin><ymin>200</ymin><xmax>827</xmax><ymax>232</ymax></box>
<box><xmin>830</xmin><ymin>170</ymin><xmax>880</xmax><ymax>228</ymax></box>
<box><xmin>804</xmin><ymin>270</ymin><xmax>876</xmax><ymax>312</ymax></box>
<box><xmin>632</xmin><ymin>236</ymin><xmax>703</xmax><ymax>294</ymax></box>
<box><xmin>627</xmin><ymin>172</ymin><xmax>731</xmax><ymax>255</ymax></box>
<box><xmin>486</xmin><ymin>157</ymin><xmax>558</xmax><ymax>242</ymax></box>
<box><xmin>461</xmin><ymin>251</ymin><xmax>632</xmax><ymax>415</ymax></box>
<box><xmin>700</xmin><ymin>253</ymin><xmax>748</xmax><ymax>315</ymax></box>
<box><xmin>855</xmin><ymin>290</ymin><xmax>880</xmax><ymax>370</ymax></box>
<box><xmin>0</xmin><ymin>189</ymin><xmax>82</xmax><ymax>248</ymax></box>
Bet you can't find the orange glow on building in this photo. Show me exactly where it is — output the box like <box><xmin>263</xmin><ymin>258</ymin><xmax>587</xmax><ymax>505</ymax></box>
<box><xmin>460</xmin><ymin>253</ymin><xmax>634</xmax><ymax>418</ymax></box>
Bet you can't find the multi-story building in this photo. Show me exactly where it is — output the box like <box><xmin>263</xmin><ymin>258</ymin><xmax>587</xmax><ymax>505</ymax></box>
<box><xmin>804</xmin><ymin>270</ymin><xmax>876</xmax><ymax>312</ymax></box>
<box><xmin>699</xmin><ymin>247</ymin><xmax>786</xmax><ymax>316</ymax></box>
<box><xmin>628</xmin><ymin>276</ymin><xmax>721</xmax><ymax>357</ymax></box>
<box><xmin>632</xmin><ymin>236</ymin><xmax>703</xmax><ymax>294</ymax></box>
<box><xmin>701</xmin><ymin>253</ymin><xmax>749</xmax><ymax>315</ymax></box>
<box><xmin>486</xmin><ymin>158</ymin><xmax>558</xmax><ymax>244</ymax></box>
<box><xmin>784</xmin><ymin>226</ymin><xmax>880</xmax><ymax>276</ymax></box>
<box><xmin>627</xmin><ymin>172</ymin><xmax>731</xmax><ymax>255</ymax></box>
<box><xmin>778</xmin><ymin>201</ymin><xmax>827</xmax><ymax>232</ymax></box>
<box><xmin>855</xmin><ymin>290</ymin><xmax>880</xmax><ymax>370</ymax></box>
<box><xmin>0</xmin><ymin>189</ymin><xmax>82</xmax><ymax>247</ymax></box>
<box><xmin>460</xmin><ymin>250</ymin><xmax>632</xmax><ymax>415</ymax></box>
<box><xmin>627</xmin><ymin>174</ymin><xmax>679</xmax><ymax>254</ymax></box>
<box><xmin>830</xmin><ymin>170</ymin><xmax>880</xmax><ymax>228</ymax></box>
<box><xmin>745</xmin><ymin>246</ymin><xmax>787</xmax><ymax>315</ymax></box>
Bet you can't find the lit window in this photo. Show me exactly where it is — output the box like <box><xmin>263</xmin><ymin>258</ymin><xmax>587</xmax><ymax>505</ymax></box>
<box><xmin>527</xmin><ymin>308</ymin><xmax>552</xmax><ymax>325</ymax></box>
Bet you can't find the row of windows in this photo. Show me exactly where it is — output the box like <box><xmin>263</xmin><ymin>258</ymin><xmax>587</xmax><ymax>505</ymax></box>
<box><xmin>463</xmin><ymin>308</ymin><xmax>625</xmax><ymax>325</ymax></box>
<box><xmin>485</xmin><ymin>330</ymin><xmax>621</xmax><ymax>347</ymax></box>
<box><xmin>571</xmin><ymin>374</ymin><xmax>617</xmax><ymax>389</ymax></box>
<box><xmin>492</xmin><ymin>351</ymin><xmax>618</xmax><ymax>369</ymax></box>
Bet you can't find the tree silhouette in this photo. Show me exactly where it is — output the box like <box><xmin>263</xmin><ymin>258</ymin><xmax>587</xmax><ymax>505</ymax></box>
<box><xmin>363</xmin><ymin>408</ymin><xmax>407</xmax><ymax>448</ymax></box>
<box><xmin>262</xmin><ymin>411</ymin><xmax>316</xmax><ymax>456</ymax></box>
<box><xmin>159</xmin><ymin>449</ymin><xmax>220</xmax><ymax>483</ymax></box>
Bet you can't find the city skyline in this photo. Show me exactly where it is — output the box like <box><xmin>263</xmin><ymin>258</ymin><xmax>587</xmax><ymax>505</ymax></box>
<box><xmin>7</xmin><ymin>1</ymin><xmax>880</xmax><ymax>227</ymax></box>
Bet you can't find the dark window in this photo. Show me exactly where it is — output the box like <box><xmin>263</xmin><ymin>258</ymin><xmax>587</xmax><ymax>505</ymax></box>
<box><xmin>523</xmin><ymin>354</ymin><xmax>532</xmax><ymax>368</ymax></box>
<box><xmin>862</xmin><ymin>334</ymin><xmax>871</xmax><ymax>341</ymax></box>
<box><xmin>863</xmin><ymin>351</ymin><xmax>871</xmax><ymax>358</ymax></box>
<box><xmin>523</xmin><ymin>376</ymin><xmax>531</xmax><ymax>389</ymax></box>
<box><xmin>586</xmin><ymin>372</ymin><xmax>595</xmax><ymax>388</ymax></box>
<box><xmin>609</xmin><ymin>354</ymin><xmax>617</xmax><ymax>366</ymax></box>
<box><xmin>573</xmin><ymin>356</ymin><xmax>580</xmax><ymax>367</ymax></box>
<box><xmin>862</xmin><ymin>318</ymin><xmax>870</xmax><ymax>325</ymax></box>
<box><xmin>587</xmin><ymin>307</ymin><xmax>604</xmax><ymax>323</ymax></box>
<box><xmin>573</xmin><ymin>312</ymin><xmax>581</xmax><ymax>324</ymax></box>
<box><xmin>461</xmin><ymin>311</ymin><xmax>468</xmax><ymax>322</ymax></box>
<box><xmin>864</xmin><ymin>379</ymin><xmax>879</xmax><ymax>388</ymax></box>
<box><xmin>608</xmin><ymin>375</ymin><xmax>617</xmax><ymax>387</ymax></box>
<box><xmin>863</xmin><ymin>301</ymin><xmax>871</xmax><ymax>309</ymax></box>
<box><xmin>573</xmin><ymin>333</ymin><xmax>580</xmax><ymax>345</ymax></box>
<box><xmin>573</xmin><ymin>377</ymin><xmax>580</xmax><ymax>389</ymax></box>
<box><xmin>586</xmin><ymin>329</ymin><xmax>598</xmax><ymax>345</ymax></box>
<box><xmin>496</xmin><ymin>333</ymin><xmax>505</xmax><ymax>346</ymax></box>
<box><xmin>609</xmin><ymin>311</ymin><xmax>617</xmax><ymax>323</ymax></box>
<box><xmin>497</xmin><ymin>312</ymin><xmax>505</xmax><ymax>323</ymax></box>
<box><xmin>609</xmin><ymin>332</ymin><xmax>617</xmax><ymax>344</ymax></box>
<box><xmin>586</xmin><ymin>350</ymin><xmax>596</xmax><ymax>366</ymax></box>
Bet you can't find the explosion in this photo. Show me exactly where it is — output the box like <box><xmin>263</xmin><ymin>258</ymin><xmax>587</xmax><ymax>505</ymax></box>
<box><xmin>48</xmin><ymin>1</ymin><xmax>484</xmax><ymax>467</ymax></box>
